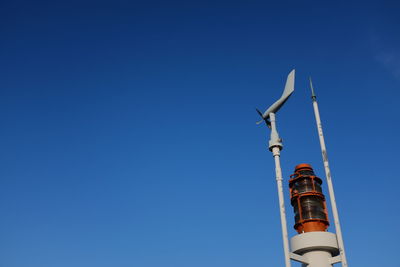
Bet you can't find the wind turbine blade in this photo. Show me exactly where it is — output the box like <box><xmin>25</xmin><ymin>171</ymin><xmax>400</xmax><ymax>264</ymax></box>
<box><xmin>256</xmin><ymin>108</ymin><xmax>264</xmax><ymax>124</ymax></box>
<box><xmin>255</xmin><ymin>108</ymin><xmax>271</xmax><ymax>127</ymax></box>
<box><xmin>256</xmin><ymin>108</ymin><xmax>263</xmax><ymax>117</ymax></box>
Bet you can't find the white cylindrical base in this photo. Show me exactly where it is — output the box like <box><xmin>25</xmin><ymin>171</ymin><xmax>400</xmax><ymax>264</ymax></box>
<box><xmin>291</xmin><ymin>232</ymin><xmax>339</xmax><ymax>267</ymax></box>
<box><xmin>301</xmin><ymin>250</ymin><xmax>333</xmax><ymax>267</ymax></box>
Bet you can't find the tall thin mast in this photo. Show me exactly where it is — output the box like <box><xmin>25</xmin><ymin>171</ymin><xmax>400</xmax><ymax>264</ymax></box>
<box><xmin>269</xmin><ymin>113</ymin><xmax>291</xmax><ymax>267</ymax></box>
<box><xmin>257</xmin><ymin>70</ymin><xmax>295</xmax><ymax>267</ymax></box>
<box><xmin>309</xmin><ymin>78</ymin><xmax>348</xmax><ymax>266</ymax></box>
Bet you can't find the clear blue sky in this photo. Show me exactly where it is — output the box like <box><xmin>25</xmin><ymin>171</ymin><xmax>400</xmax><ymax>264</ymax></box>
<box><xmin>1</xmin><ymin>1</ymin><xmax>399</xmax><ymax>266</ymax></box>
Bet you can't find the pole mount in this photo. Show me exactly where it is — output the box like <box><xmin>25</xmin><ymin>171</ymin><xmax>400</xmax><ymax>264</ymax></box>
<box><xmin>268</xmin><ymin>112</ymin><xmax>283</xmax><ymax>151</ymax></box>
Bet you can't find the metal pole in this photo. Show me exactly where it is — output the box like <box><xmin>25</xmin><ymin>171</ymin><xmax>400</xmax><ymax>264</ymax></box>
<box><xmin>269</xmin><ymin>113</ymin><xmax>291</xmax><ymax>267</ymax></box>
<box><xmin>309</xmin><ymin>79</ymin><xmax>348</xmax><ymax>267</ymax></box>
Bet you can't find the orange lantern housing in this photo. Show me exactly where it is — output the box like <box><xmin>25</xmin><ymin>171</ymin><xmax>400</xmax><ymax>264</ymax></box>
<box><xmin>289</xmin><ymin>164</ymin><xmax>329</xmax><ymax>234</ymax></box>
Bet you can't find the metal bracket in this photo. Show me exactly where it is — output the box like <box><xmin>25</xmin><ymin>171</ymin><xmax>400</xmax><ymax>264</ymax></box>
<box><xmin>329</xmin><ymin>255</ymin><xmax>342</xmax><ymax>264</ymax></box>
<box><xmin>268</xmin><ymin>113</ymin><xmax>283</xmax><ymax>151</ymax></box>
<box><xmin>290</xmin><ymin>253</ymin><xmax>309</xmax><ymax>264</ymax></box>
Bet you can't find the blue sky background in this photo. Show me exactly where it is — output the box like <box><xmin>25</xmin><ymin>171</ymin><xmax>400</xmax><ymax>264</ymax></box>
<box><xmin>1</xmin><ymin>1</ymin><xmax>399</xmax><ymax>266</ymax></box>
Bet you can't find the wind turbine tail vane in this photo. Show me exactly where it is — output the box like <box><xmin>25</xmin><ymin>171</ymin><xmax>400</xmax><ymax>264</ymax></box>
<box><xmin>281</xmin><ymin>69</ymin><xmax>295</xmax><ymax>99</ymax></box>
<box><xmin>256</xmin><ymin>69</ymin><xmax>295</xmax><ymax>125</ymax></box>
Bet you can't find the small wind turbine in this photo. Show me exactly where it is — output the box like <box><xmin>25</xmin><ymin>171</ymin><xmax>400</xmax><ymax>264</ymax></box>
<box><xmin>256</xmin><ymin>69</ymin><xmax>295</xmax><ymax>267</ymax></box>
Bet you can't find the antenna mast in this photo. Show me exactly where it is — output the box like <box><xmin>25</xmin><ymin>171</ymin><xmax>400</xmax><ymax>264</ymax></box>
<box><xmin>309</xmin><ymin>78</ymin><xmax>348</xmax><ymax>266</ymax></box>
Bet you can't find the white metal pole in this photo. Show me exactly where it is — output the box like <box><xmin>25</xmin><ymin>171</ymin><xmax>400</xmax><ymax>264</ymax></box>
<box><xmin>269</xmin><ymin>113</ymin><xmax>291</xmax><ymax>267</ymax></box>
<box><xmin>309</xmin><ymin>79</ymin><xmax>348</xmax><ymax>267</ymax></box>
